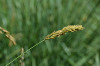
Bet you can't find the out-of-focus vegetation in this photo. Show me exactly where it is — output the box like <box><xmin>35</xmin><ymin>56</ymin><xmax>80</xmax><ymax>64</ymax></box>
<box><xmin>0</xmin><ymin>0</ymin><xmax>100</xmax><ymax>66</ymax></box>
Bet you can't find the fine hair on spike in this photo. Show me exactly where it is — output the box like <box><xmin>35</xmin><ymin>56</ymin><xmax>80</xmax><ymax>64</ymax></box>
<box><xmin>45</xmin><ymin>25</ymin><xmax>84</xmax><ymax>40</ymax></box>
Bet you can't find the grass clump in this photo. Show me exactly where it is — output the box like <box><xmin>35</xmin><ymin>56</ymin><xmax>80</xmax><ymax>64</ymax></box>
<box><xmin>0</xmin><ymin>0</ymin><xmax>100</xmax><ymax>66</ymax></box>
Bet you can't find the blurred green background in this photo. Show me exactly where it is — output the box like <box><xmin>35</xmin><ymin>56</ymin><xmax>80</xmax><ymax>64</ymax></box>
<box><xmin>0</xmin><ymin>0</ymin><xmax>100</xmax><ymax>66</ymax></box>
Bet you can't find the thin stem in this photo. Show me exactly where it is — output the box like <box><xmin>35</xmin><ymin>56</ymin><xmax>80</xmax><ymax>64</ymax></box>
<box><xmin>6</xmin><ymin>39</ymin><xmax>45</xmax><ymax>66</ymax></box>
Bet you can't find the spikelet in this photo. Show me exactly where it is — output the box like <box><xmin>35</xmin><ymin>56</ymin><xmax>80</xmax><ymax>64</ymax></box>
<box><xmin>0</xmin><ymin>27</ymin><xmax>16</xmax><ymax>45</ymax></box>
<box><xmin>45</xmin><ymin>25</ymin><xmax>84</xmax><ymax>40</ymax></box>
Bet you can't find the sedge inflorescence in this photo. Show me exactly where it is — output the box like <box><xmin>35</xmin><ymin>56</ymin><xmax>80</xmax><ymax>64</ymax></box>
<box><xmin>45</xmin><ymin>25</ymin><xmax>84</xmax><ymax>40</ymax></box>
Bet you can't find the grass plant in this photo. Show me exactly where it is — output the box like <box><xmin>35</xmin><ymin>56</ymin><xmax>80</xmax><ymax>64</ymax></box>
<box><xmin>0</xmin><ymin>0</ymin><xmax>100</xmax><ymax>66</ymax></box>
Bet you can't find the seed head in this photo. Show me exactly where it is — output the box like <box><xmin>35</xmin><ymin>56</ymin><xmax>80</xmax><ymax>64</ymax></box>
<box><xmin>0</xmin><ymin>27</ymin><xmax>16</xmax><ymax>45</ymax></box>
<box><xmin>45</xmin><ymin>25</ymin><xmax>84</xmax><ymax>40</ymax></box>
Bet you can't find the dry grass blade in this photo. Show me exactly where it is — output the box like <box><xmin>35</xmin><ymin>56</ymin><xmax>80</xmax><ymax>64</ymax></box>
<box><xmin>0</xmin><ymin>27</ymin><xmax>16</xmax><ymax>45</ymax></box>
<box><xmin>45</xmin><ymin>25</ymin><xmax>84</xmax><ymax>40</ymax></box>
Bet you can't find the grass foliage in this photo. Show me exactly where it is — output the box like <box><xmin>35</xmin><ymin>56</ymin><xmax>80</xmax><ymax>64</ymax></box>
<box><xmin>0</xmin><ymin>0</ymin><xmax>100</xmax><ymax>66</ymax></box>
